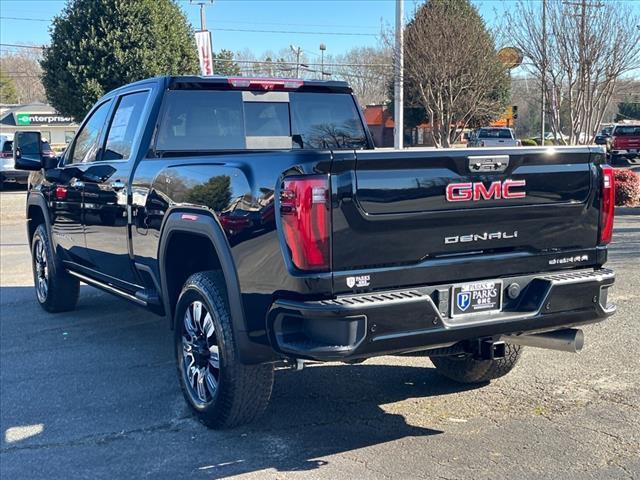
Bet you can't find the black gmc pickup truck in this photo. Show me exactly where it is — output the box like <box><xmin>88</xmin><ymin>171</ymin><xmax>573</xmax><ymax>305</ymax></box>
<box><xmin>14</xmin><ymin>76</ymin><xmax>616</xmax><ymax>429</ymax></box>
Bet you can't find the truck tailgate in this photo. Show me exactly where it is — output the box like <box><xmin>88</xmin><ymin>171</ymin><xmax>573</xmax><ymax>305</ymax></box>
<box><xmin>331</xmin><ymin>147</ymin><xmax>600</xmax><ymax>274</ymax></box>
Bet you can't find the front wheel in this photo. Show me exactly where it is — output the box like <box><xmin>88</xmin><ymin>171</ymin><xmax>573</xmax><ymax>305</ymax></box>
<box><xmin>174</xmin><ymin>271</ymin><xmax>274</xmax><ymax>429</ymax></box>
<box><xmin>31</xmin><ymin>224</ymin><xmax>79</xmax><ymax>312</ymax></box>
<box><xmin>430</xmin><ymin>343</ymin><xmax>522</xmax><ymax>384</ymax></box>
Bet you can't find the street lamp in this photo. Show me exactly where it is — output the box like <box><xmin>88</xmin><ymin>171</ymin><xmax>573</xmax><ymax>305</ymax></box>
<box><xmin>319</xmin><ymin>43</ymin><xmax>326</xmax><ymax>80</ymax></box>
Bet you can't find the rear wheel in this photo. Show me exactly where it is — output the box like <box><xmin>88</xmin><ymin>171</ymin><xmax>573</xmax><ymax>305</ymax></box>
<box><xmin>430</xmin><ymin>343</ymin><xmax>522</xmax><ymax>384</ymax></box>
<box><xmin>31</xmin><ymin>224</ymin><xmax>79</xmax><ymax>312</ymax></box>
<box><xmin>175</xmin><ymin>271</ymin><xmax>274</xmax><ymax>429</ymax></box>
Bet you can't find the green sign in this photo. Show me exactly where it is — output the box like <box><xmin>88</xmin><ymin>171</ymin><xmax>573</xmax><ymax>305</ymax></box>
<box><xmin>16</xmin><ymin>113</ymin><xmax>31</xmax><ymax>125</ymax></box>
<box><xmin>15</xmin><ymin>113</ymin><xmax>74</xmax><ymax>126</ymax></box>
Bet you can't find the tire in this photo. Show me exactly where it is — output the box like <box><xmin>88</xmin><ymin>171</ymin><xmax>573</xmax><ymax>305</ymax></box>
<box><xmin>31</xmin><ymin>224</ymin><xmax>80</xmax><ymax>313</ymax></box>
<box><xmin>174</xmin><ymin>271</ymin><xmax>274</xmax><ymax>429</ymax></box>
<box><xmin>430</xmin><ymin>343</ymin><xmax>522</xmax><ymax>384</ymax></box>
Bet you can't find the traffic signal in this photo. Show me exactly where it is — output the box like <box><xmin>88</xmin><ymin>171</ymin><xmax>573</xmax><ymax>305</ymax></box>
<box><xmin>512</xmin><ymin>105</ymin><xmax>518</xmax><ymax>120</ymax></box>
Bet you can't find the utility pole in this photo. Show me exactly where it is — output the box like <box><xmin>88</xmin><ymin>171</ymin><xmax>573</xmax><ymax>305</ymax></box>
<box><xmin>540</xmin><ymin>0</ymin><xmax>546</xmax><ymax>144</ymax></box>
<box><xmin>562</xmin><ymin>0</ymin><xmax>604</xmax><ymax>142</ymax></box>
<box><xmin>290</xmin><ymin>45</ymin><xmax>302</xmax><ymax>78</ymax></box>
<box><xmin>190</xmin><ymin>0</ymin><xmax>213</xmax><ymax>31</ymax></box>
<box><xmin>320</xmin><ymin>43</ymin><xmax>326</xmax><ymax>80</ymax></box>
<box><xmin>394</xmin><ymin>0</ymin><xmax>404</xmax><ymax>149</ymax></box>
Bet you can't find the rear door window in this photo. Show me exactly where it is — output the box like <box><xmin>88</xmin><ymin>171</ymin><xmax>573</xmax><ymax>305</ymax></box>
<box><xmin>102</xmin><ymin>91</ymin><xmax>150</xmax><ymax>161</ymax></box>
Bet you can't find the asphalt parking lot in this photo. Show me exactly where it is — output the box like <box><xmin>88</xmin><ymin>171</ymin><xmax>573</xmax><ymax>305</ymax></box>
<box><xmin>1</xmin><ymin>189</ymin><xmax>639</xmax><ymax>480</ymax></box>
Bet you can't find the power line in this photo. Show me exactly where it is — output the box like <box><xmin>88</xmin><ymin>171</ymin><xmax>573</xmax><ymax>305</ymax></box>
<box><xmin>0</xmin><ymin>43</ymin><xmax>45</xmax><ymax>50</ymax></box>
<box><xmin>0</xmin><ymin>16</ymin><xmax>50</xmax><ymax>22</ymax></box>
<box><xmin>213</xmin><ymin>27</ymin><xmax>376</xmax><ymax>37</ymax></box>
<box><xmin>0</xmin><ymin>16</ymin><xmax>378</xmax><ymax>36</ymax></box>
<box><xmin>0</xmin><ymin>15</ymin><xmax>381</xmax><ymax>30</ymax></box>
<box><xmin>226</xmin><ymin>59</ymin><xmax>393</xmax><ymax>68</ymax></box>
<box><xmin>0</xmin><ymin>50</ymin><xmax>394</xmax><ymax>68</ymax></box>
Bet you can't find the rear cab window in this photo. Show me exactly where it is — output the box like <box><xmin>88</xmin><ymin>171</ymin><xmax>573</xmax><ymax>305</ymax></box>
<box><xmin>155</xmin><ymin>88</ymin><xmax>368</xmax><ymax>153</ymax></box>
<box><xmin>478</xmin><ymin>128</ymin><xmax>514</xmax><ymax>139</ymax></box>
<box><xmin>613</xmin><ymin>126</ymin><xmax>640</xmax><ymax>136</ymax></box>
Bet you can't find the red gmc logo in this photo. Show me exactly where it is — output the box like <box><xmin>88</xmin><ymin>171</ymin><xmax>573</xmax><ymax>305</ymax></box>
<box><xmin>446</xmin><ymin>179</ymin><xmax>526</xmax><ymax>202</ymax></box>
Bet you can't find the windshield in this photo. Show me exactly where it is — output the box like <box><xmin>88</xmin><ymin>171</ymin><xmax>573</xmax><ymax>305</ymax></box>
<box><xmin>156</xmin><ymin>90</ymin><xmax>368</xmax><ymax>152</ymax></box>
<box><xmin>477</xmin><ymin>128</ymin><xmax>513</xmax><ymax>139</ymax></box>
<box><xmin>613</xmin><ymin>126</ymin><xmax>640</xmax><ymax>136</ymax></box>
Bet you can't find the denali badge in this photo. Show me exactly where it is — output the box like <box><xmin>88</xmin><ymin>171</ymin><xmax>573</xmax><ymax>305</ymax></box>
<box><xmin>445</xmin><ymin>231</ymin><xmax>518</xmax><ymax>244</ymax></box>
<box><xmin>446</xmin><ymin>179</ymin><xmax>526</xmax><ymax>202</ymax></box>
<box><xmin>346</xmin><ymin>275</ymin><xmax>371</xmax><ymax>288</ymax></box>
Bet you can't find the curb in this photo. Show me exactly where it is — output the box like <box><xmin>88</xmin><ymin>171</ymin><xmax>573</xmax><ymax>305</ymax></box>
<box><xmin>615</xmin><ymin>206</ymin><xmax>640</xmax><ymax>216</ymax></box>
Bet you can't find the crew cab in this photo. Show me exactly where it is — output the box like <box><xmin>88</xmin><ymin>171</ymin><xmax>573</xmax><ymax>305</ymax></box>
<box><xmin>468</xmin><ymin>127</ymin><xmax>521</xmax><ymax>147</ymax></box>
<box><xmin>15</xmin><ymin>76</ymin><xmax>616</xmax><ymax>429</ymax></box>
<box><xmin>609</xmin><ymin>124</ymin><xmax>640</xmax><ymax>163</ymax></box>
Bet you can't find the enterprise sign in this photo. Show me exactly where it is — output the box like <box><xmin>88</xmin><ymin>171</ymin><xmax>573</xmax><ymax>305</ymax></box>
<box><xmin>16</xmin><ymin>113</ymin><xmax>74</xmax><ymax>126</ymax></box>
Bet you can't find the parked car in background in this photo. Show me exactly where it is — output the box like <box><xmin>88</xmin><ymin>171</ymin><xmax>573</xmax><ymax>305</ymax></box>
<box><xmin>595</xmin><ymin>126</ymin><xmax>613</xmax><ymax>146</ymax></box>
<box><xmin>609</xmin><ymin>124</ymin><xmax>640</xmax><ymax>164</ymax></box>
<box><xmin>1</xmin><ymin>136</ymin><xmax>56</xmax><ymax>190</ymax></box>
<box><xmin>468</xmin><ymin>127</ymin><xmax>521</xmax><ymax>147</ymax></box>
<box><xmin>1</xmin><ymin>135</ymin><xmax>27</xmax><ymax>189</ymax></box>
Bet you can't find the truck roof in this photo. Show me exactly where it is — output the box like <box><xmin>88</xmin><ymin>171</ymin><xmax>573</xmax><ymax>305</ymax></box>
<box><xmin>168</xmin><ymin>76</ymin><xmax>352</xmax><ymax>93</ymax></box>
<box><xmin>106</xmin><ymin>75</ymin><xmax>352</xmax><ymax>97</ymax></box>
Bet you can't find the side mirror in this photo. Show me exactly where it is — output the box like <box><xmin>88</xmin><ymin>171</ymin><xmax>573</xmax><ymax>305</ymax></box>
<box><xmin>13</xmin><ymin>131</ymin><xmax>43</xmax><ymax>171</ymax></box>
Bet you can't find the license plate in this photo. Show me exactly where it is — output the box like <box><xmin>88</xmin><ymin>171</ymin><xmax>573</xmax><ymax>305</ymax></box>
<box><xmin>451</xmin><ymin>280</ymin><xmax>503</xmax><ymax>317</ymax></box>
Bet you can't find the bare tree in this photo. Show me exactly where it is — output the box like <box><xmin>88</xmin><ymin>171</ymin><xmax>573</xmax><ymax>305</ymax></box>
<box><xmin>0</xmin><ymin>48</ymin><xmax>47</xmax><ymax>104</ymax></box>
<box><xmin>328</xmin><ymin>46</ymin><xmax>393</xmax><ymax>106</ymax></box>
<box><xmin>398</xmin><ymin>0</ymin><xmax>509</xmax><ymax>147</ymax></box>
<box><xmin>506</xmin><ymin>0</ymin><xmax>640</xmax><ymax>144</ymax></box>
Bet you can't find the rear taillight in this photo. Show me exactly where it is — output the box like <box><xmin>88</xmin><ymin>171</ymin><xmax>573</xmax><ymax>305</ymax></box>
<box><xmin>280</xmin><ymin>175</ymin><xmax>330</xmax><ymax>271</ymax></box>
<box><xmin>55</xmin><ymin>186</ymin><xmax>67</xmax><ymax>200</ymax></box>
<box><xmin>599</xmin><ymin>165</ymin><xmax>615</xmax><ymax>245</ymax></box>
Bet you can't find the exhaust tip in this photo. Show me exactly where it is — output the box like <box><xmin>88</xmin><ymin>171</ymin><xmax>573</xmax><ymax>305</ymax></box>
<box><xmin>503</xmin><ymin>328</ymin><xmax>584</xmax><ymax>353</ymax></box>
<box><xmin>574</xmin><ymin>329</ymin><xmax>584</xmax><ymax>352</ymax></box>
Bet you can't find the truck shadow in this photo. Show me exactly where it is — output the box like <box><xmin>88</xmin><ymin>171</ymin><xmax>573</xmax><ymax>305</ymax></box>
<box><xmin>198</xmin><ymin>362</ymin><xmax>481</xmax><ymax>477</ymax></box>
<box><xmin>0</xmin><ymin>285</ymin><xmax>482</xmax><ymax>478</ymax></box>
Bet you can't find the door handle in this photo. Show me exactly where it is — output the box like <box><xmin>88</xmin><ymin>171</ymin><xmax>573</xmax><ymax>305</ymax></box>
<box><xmin>111</xmin><ymin>180</ymin><xmax>126</xmax><ymax>191</ymax></box>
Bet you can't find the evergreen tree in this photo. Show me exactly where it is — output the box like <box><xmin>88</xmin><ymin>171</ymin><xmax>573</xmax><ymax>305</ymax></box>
<box><xmin>212</xmin><ymin>50</ymin><xmax>242</xmax><ymax>76</ymax></box>
<box><xmin>41</xmin><ymin>0</ymin><xmax>199</xmax><ymax>120</ymax></box>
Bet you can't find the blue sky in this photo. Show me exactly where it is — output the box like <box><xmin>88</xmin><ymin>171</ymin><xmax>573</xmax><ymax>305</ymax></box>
<box><xmin>0</xmin><ymin>0</ymin><xmax>522</xmax><ymax>57</ymax></box>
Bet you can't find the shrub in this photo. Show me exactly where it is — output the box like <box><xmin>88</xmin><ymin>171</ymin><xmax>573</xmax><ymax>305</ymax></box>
<box><xmin>521</xmin><ymin>138</ymin><xmax>537</xmax><ymax>146</ymax></box>
<box><xmin>614</xmin><ymin>169</ymin><xmax>640</xmax><ymax>206</ymax></box>
<box><xmin>530</xmin><ymin>138</ymin><xmax>555</xmax><ymax>146</ymax></box>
